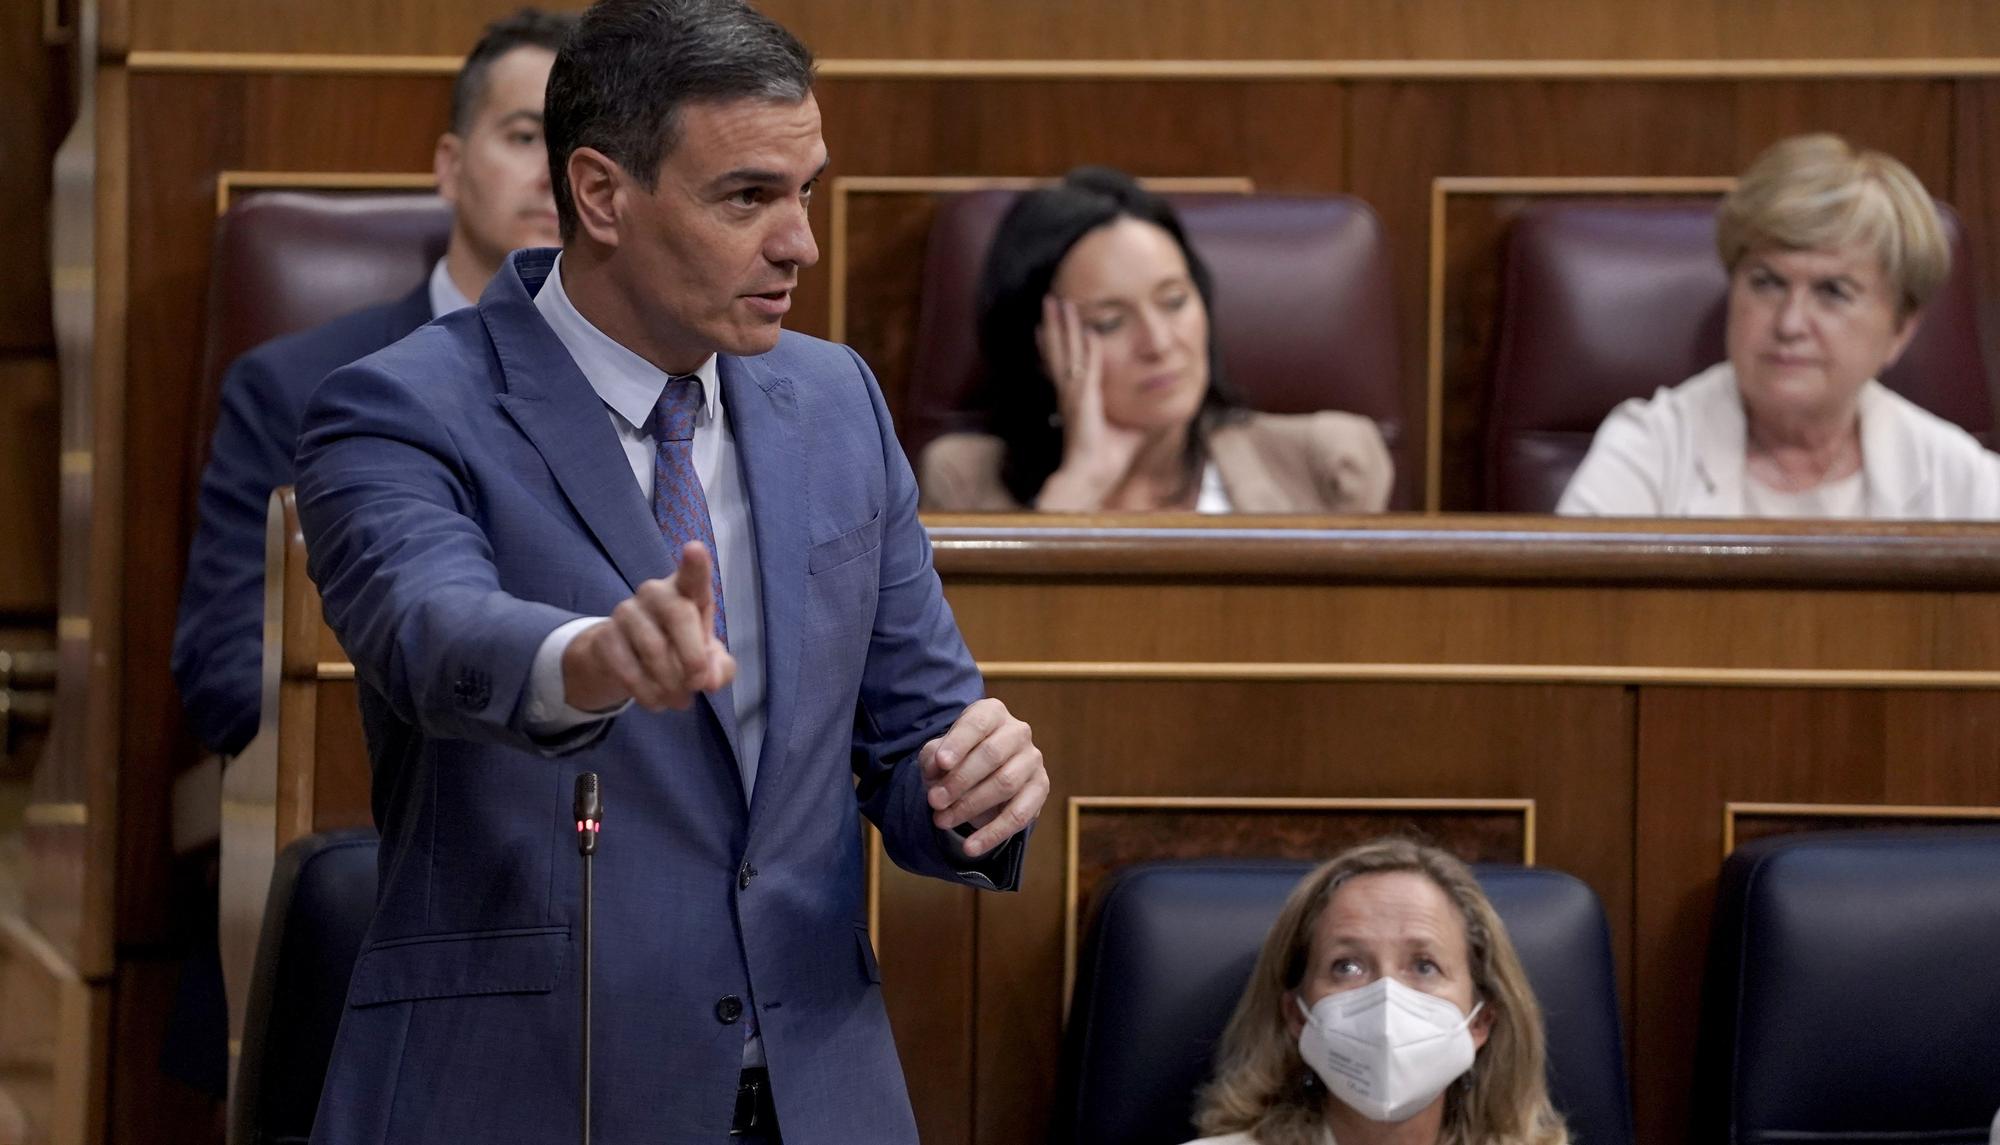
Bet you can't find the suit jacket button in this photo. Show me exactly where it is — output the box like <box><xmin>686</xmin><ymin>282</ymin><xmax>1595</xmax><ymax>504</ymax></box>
<box><xmin>715</xmin><ymin>995</ymin><xmax>743</xmax><ymax>1024</ymax></box>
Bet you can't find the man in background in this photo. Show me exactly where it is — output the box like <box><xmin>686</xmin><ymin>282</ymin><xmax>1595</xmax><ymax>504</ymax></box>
<box><xmin>159</xmin><ymin>8</ymin><xmax>572</xmax><ymax>1103</ymax></box>
<box><xmin>172</xmin><ymin>7</ymin><xmax>573</xmax><ymax>762</ymax></box>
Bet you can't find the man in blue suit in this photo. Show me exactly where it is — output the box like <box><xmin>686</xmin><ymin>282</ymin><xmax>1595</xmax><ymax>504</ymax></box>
<box><xmin>172</xmin><ymin>8</ymin><xmax>572</xmax><ymax>760</ymax></box>
<box><xmin>294</xmin><ymin>2</ymin><xmax>1049</xmax><ymax>1142</ymax></box>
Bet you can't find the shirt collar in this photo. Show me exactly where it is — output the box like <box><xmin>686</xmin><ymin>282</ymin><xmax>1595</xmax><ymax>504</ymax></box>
<box><xmin>531</xmin><ymin>252</ymin><xmax>721</xmax><ymax>432</ymax></box>
<box><xmin>427</xmin><ymin>257</ymin><xmax>476</xmax><ymax>319</ymax></box>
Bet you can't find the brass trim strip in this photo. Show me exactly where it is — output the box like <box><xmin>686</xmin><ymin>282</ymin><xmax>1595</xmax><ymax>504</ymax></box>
<box><xmin>977</xmin><ymin>660</ymin><xmax>2000</xmax><ymax>689</ymax></box>
<box><xmin>216</xmin><ymin>169</ymin><xmax>436</xmax><ymax>216</ymax></box>
<box><xmin>1062</xmin><ymin>795</ymin><xmax>1534</xmax><ymax>1006</ymax></box>
<box><xmin>128</xmin><ymin>51</ymin><xmax>2000</xmax><ymax>81</ymax></box>
<box><xmin>57</xmin><ymin>616</ymin><xmax>89</xmax><ymax>640</ymax></box>
<box><xmin>24</xmin><ymin>802</ymin><xmax>88</xmax><ymax>827</ymax></box>
<box><xmin>1721</xmin><ymin>800</ymin><xmax>2000</xmax><ymax>857</ymax></box>
<box><xmin>1423</xmin><ymin>175</ymin><xmax>1737</xmax><ymax>512</ymax></box>
<box><xmin>827</xmin><ymin>173</ymin><xmax>1252</xmax><ymax>346</ymax></box>
<box><xmin>59</xmin><ymin>450</ymin><xmax>92</xmax><ymax>476</ymax></box>
<box><xmin>301</xmin><ymin>655</ymin><xmax>2000</xmax><ymax>688</ymax></box>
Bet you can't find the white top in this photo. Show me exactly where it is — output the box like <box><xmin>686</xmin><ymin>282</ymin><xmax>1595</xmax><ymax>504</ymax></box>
<box><xmin>426</xmin><ymin>257</ymin><xmax>475</xmax><ymax>319</ymax></box>
<box><xmin>1741</xmin><ymin>469</ymin><xmax>1867</xmax><ymax>518</ymax></box>
<box><xmin>1196</xmin><ymin>460</ymin><xmax>1233</xmax><ymax>513</ymax></box>
<box><xmin>517</xmin><ymin>255</ymin><xmax>769</xmax><ymax>796</ymax></box>
<box><xmin>1180</xmin><ymin>1130</ymin><xmax>1337</xmax><ymax>1145</ymax></box>
<box><xmin>1557</xmin><ymin>362</ymin><xmax>2000</xmax><ymax>519</ymax></box>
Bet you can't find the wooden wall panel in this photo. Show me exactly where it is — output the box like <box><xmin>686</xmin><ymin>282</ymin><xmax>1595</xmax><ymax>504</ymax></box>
<box><xmin>0</xmin><ymin>362</ymin><xmax>61</xmax><ymax>620</ymax></box>
<box><xmin>127</xmin><ymin>0</ymin><xmax>2000</xmax><ymax>61</ymax></box>
<box><xmin>1631</xmin><ymin>688</ymin><xmax>2000</xmax><ymax>1145</ymax></box>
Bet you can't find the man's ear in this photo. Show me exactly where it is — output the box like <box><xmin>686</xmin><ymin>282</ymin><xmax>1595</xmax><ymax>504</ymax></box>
<box><xmin>566</xmin><ymin>146</ymin><xmax>624</xmax><ymax>248</ymax></box>
<box><xmin>433</xmin><ymin>132</ymin><xmax>464</xmax><ymax>208</ymax></box>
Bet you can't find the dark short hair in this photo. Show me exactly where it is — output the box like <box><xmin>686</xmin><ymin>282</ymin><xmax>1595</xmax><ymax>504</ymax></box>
<box><xmin>545</xmin><ymin>0</ymin><xmax>815</xmax><ymax>242</ymax></box>
<box><xmin>978</xmin><ymin>166</ymin><xmax>1244</xmax><ymax>506</ymax></box>
<box><xmin>450</xmin><ymin>8</ymin><xmax>577</xmax><ymax>137</ymax></box>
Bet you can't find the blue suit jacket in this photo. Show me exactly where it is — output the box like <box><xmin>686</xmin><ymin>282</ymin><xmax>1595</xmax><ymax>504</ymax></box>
<box><xmin>173</xmin><ymin>286</ymin><xmax>433</xmax><ymax>755</ymax></box>
<box><xmin>294</xmin><ymin>249</ymin><xmax>1023</xmax><ymax>1145</ymax></box>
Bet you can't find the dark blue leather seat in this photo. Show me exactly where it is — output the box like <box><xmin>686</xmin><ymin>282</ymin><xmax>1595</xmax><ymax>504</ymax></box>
<box><xmin>230</xmin><ymin>828</ymin><xmax>379</xmax><ymax>1145</ymax></box>
<box><xmin>1051</xmin><ymin>858</ymin><xmax>1632</xmax><ymax>1145</ymax></box>
<box><xmin>1696</xmin><ymin>827</ymin><xmax>2000</xmax><ymax>1145</ymax></box>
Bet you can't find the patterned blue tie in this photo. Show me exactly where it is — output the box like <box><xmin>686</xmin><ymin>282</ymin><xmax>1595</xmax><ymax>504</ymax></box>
<box><xmin>650</xmin><ymin>375</ymin><xmax>727</xmax><ymax>645</ymax></box>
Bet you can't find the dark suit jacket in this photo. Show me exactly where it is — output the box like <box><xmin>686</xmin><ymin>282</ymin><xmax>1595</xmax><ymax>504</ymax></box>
<box><xmin>172</xmin><ymin>286</ymin><xmax>432</xmax><ymax>755</ymax></box>
<box><xmin>294</xmin><ymin>249</ymin><xmax>1023</xmax><ymax>1145</ymax></box>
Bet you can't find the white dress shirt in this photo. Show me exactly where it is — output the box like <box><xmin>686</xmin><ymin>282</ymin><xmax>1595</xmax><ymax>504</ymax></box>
<box><xmin>517</xmin><ymin>255</ymin><xmax>769</xmax><ymax>796</ymax></box>
<box><xmin>426</xmin><ymin>257</ymin><xmax>475</xmax><ymax>319</ymax></box>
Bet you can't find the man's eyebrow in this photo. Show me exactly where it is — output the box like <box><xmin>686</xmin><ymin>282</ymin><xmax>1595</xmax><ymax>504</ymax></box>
<box><xmin>495</xmin><ymin>110</ymin><xmax>544</xmax><ymax>128</ymax></box>
<box><xmin>708</xmin><ymin>155</ymin><xmax>832</xmax><ymax>192</ymax></box>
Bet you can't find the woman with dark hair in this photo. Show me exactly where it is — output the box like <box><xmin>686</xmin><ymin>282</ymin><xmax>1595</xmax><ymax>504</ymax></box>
<box><xmin>918</xmin><ymin>167</ymin><xmax>1393</xmax><ymax>512</ymax></box>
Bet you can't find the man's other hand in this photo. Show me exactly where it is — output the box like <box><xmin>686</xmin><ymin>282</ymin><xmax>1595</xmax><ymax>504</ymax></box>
<box><xmin>919</xmin><ymin>698</ymin><xmax>1049</xmax><ymax>859</ymax></box>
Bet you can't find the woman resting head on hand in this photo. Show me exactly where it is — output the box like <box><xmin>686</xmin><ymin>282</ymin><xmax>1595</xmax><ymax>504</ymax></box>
<box><xmin>1186</xmin><ymin>839</ymin><xmax>1568</xmax><ymax>1145</ymax></box>
<box><xmin>1559</xmin><ymin>133</ymin><xmax>2000</xmax><ymax>519</ymax></box>
<box><xmin>919</xmin><ymin>166</ymin><xmax>1392</xmax><ymax>514</ymax></box>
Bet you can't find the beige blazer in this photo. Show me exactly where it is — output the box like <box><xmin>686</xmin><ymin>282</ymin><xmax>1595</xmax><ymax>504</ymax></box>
<box><xmin>918</xmin><ymin>410</ymin><xmax>1394</xmax><ymax>513</ymax></box>
<box><xmin>1557</xmin><ymin>361</ymin><xmax>2000</xmax><ymax>519</ymax></box>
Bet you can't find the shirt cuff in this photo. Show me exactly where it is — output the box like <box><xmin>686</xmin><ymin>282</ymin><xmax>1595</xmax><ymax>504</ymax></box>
<box><xmin>523</xmin><ymin>617</ymin><xmax>630</xmax><ymax>736</ymax></box>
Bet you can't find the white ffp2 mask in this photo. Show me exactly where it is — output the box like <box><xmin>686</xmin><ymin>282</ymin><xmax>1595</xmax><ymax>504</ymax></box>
<box><xmin>1296</xmin><ymin>977</ymin><xmax>1483</xmax><ymax>1122</ymax></box>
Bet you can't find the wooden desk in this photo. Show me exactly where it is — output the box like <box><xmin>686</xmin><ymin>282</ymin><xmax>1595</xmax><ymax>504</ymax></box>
<box><xmin>230</xmin><ymin>504</ymin><xmax>2000</xmax><ymax>1145</ymax></box>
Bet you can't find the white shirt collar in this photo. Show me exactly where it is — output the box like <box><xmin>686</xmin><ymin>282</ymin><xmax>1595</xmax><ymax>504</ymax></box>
<box><xmin>530</xmin><ymin>252</ymin><xmax>721</xmax><ymax>432</ymax></box>
<box><xmin>427</xmin><ymin>257</ymin><xmax>476</xmax><ymax>319</ymax></box>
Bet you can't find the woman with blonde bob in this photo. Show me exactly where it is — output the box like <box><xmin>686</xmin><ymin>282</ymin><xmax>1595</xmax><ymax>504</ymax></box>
<box><xmin>1560</xmin><ymin>133</ymin><xmax>2000</xmax><ymax>518</ymax></box>
<box><xmin>1185</xmin><ymin>839</ymin><xmax>1568</xmax><ymax>1145</ymax></box>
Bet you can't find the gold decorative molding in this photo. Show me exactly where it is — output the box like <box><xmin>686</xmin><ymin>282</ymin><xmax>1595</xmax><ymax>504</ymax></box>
<box><xmin>128</xmin><ymin>51</ymin><xmax>2000</xmax><ymax>81</ymax></box>
<box><xmin>23</xmin><ymin>802</ymin><xmax>88</xmax><ymax>827</ymax></box>
<box><xmin>1422</xmin><ymin>175</ymin><xmax>1737</xmax><ymax>511</ymax></box>
<box><xmin>216</xmin><ymin>170</ymin><xmax>436</xmax><ymax>217</ymax></box>
<box><xmin>1722</xmin><ymin>800</ymin><xmax>2000</xmax><ymax>857</ymax></box>
<box><xmin>1062</xmin><ymin>795</ymin><xmax>1535</xmax><ymax>1004</ymax></box>
<box><xmin>977</xmin><ymin>660</ymin><xmax>2000</xmax><ymax>690</ymax></box>
<box><xmin>827</xmin><ymin>174</ymin><xmax>1253</xmax><ymax>346</ymax></box>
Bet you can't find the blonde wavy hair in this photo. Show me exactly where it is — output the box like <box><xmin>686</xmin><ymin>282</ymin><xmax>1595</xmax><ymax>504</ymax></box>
<box><xmin>1716</xmin><ymin>133</ymin><xmax>1949</xmax><ymax>320</ymax></box>
<box><xmin>1193</xmin><ymin>839</ymin><xmax>1569</xmax><ymax>1145</ymax></box>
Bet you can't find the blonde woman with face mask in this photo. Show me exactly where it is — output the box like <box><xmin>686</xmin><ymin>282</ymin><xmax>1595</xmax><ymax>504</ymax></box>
<box><xmin>1186</xmin><ymin>840</ymin><xmax>1568</xmax><ymax>1145</ymax></box>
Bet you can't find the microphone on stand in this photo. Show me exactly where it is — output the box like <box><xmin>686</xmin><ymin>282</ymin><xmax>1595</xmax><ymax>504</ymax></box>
<box><xmin>573</xmin><ymin>772</ymin><xmax>603</xmax><ymax>1145</ymax></box>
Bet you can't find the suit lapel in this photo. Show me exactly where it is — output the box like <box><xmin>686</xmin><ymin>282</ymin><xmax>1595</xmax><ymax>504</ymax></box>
<box><xmin>484</xmin><ymin>253</ymin><xmax>744</xmax><ymax>780</ymax></box>
<box><xmin>486</xmin><ymin>254</ymin><xmax>672</xmax><ymax>594</ymax></box>
<box><xmin>720</xmin><ymin>352</ymin><xmax>807</xmax><ymax>830</ymax></box>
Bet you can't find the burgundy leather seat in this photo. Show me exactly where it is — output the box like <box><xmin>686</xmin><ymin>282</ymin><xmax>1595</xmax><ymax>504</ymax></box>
<box><xmin>196</xmin><ymin>191</ymin><xmax>451</xmax><ymax>468</ymax></box>
<box><xmin>1486</xmin><ymin>200</ymin><xmax>1991</xmax><ymax>512</ymax></box>
<box><xmin>906</xmin><ymin>190</ymin><xmax>1410</xmax><ymax>507</ymax></box>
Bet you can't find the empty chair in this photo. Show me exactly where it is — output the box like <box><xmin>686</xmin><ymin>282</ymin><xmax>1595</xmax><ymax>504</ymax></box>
<box><xmin>906</xmin><ymin>187</ymin><xmax>1410</xmax><ymax>506</ymax></box>
<box><xmin>230</xmin><ymin>828</ymin><xmax>379</xmax><ymax>1145</ymax></box>
<box><xmin>1052</xmin><ymin>857</ymin><xmax>1632</xmax><ymax>1145</ymax></box>
<box><xmin>1485</xmin><ymin>199</ymin><xmax>1989</xmax><ymax>512</ymax></box>
<box><xmin>1695</xmin><ymin>827</ymin><xmax>2000</xmax><ymax>1145</ymax></box>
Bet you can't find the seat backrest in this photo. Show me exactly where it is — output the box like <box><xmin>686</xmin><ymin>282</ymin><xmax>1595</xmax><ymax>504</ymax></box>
<box><xmin>1485</xmin><ymin>199</ymin><xmax>1991</xmax><ymax>511</ymax></box>
<box><xmin>197</xmin><ymin>191</ymin><xmax>450</xmax><ymax>471</ymax></box>
<box><xmin>1696</xmin><ymin>827</ymin><xmax>2000</xmax><ymax>1145</ymax></box>
<box><xmin>1052</xmin><ymin>858</ymin><xmax>1632</xmax><ymax>1145</ymax></box>
<box><xmin>906</xmin><ymin>190</ymin><xmax>1410</xmax><ymax>506</ymax></box>
<box><xmin>230</xmin><ymin>827</ymin><xmax>378</xmax><ymax>1145</ymax></box>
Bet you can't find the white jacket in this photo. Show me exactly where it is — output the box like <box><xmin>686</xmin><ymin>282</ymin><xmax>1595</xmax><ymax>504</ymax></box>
<box><xmin>1557</xmin><ymin>362</ymin><xmax>2000</xmax><ymax>519</ymax></box>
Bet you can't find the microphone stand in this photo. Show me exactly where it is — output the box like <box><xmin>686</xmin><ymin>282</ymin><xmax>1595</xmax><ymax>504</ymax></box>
<box><xmin>573</xmin><ymin>773</ymin><xmax>603</xmax><ymax>1145</ymax></box>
